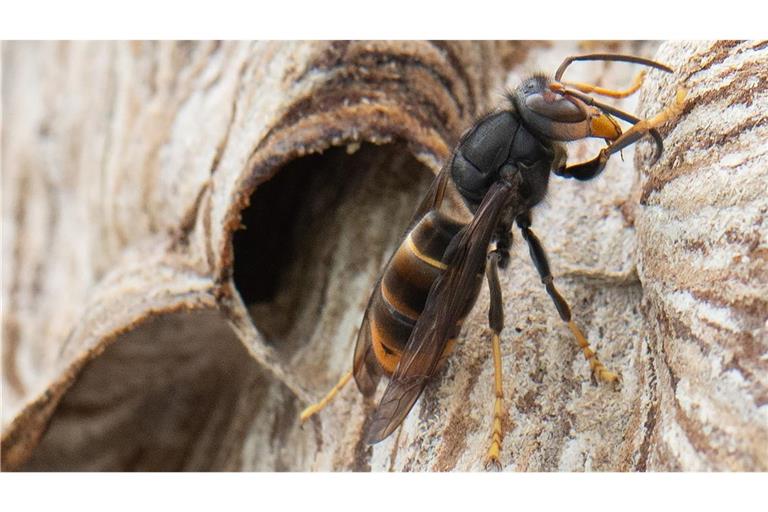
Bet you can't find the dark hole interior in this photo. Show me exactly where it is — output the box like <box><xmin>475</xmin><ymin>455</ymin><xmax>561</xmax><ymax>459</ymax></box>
<box><xmin>232</xmin><ymin>157</ymin><xmax>318</xmax><ymax>304</ymax></box>
<box><xmin>231</xmin><ymin>142</ymin><xmax>434</xmax><ymax>353</ymax></box>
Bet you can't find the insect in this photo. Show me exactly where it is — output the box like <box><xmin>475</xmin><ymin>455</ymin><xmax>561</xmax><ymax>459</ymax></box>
<box><xmin>300</xmin><ymin>53</ymin><xmax>686</xmax><ymax>468</ymax></box>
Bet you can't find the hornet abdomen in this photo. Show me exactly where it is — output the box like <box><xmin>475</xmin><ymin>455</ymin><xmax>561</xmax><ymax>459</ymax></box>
<box><xmin>366</xmin><ymin>209</ymin><xmax>480</xmax><ymax>375</ymax></box>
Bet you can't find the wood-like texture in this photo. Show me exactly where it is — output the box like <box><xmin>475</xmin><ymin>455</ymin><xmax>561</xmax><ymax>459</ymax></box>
<box><xmin>2</xmin><ymin>40</ymin><xmax>765</xmax><ymax>471</ymax></box>
<box><xmin>634</xmin><ymin>41</ymin><xmax>768</xmax><ymax>470</ymax></box>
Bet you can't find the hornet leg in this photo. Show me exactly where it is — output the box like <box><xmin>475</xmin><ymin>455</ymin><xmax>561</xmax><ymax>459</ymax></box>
<box><xmin>484</xmin><ymin>236</ymin><xmax>509</xmax><ymax>470</ymax></box>
<box><xmin>299</xmin><ymin>370</ymin><xmax>353</xmax><ymax>423</ymax></box>
<box><xmin>554</xmin><ymin>87</ymin><xmax>687</xmax><ymax>181</ymax></box>
<box><xmin>517</xmin><ymin>212</ymin><xmax>620</xmax><ymax>386</ymax></box>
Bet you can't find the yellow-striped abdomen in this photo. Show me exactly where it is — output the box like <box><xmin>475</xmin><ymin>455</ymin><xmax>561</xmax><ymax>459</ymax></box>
<box><xmin>368</xmin><ymin>210</ymin><xmax>475</xmax><ymax>376</ymax></box>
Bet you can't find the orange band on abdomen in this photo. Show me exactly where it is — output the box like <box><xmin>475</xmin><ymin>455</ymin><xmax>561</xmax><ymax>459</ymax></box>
<box><xmin>369</xmin><ymin>317</ymin><xmax>402</xmax><ymax>375</ymax></box>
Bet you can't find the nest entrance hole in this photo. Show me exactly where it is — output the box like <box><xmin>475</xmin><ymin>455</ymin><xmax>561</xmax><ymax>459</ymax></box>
<box><xmin>231</xmin><ymin>142</ymin><xmax>434</xmax><ymax>355</ymax></box>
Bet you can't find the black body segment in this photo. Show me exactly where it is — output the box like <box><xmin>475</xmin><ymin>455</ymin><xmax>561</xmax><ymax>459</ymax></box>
<box><xmin>461</xmin><ymin>111</ymin><xmax>518</xmax><ymax>171</ymax></box>
<box><xmin>452</xmin><ymin>110</ymin><xmax>554</xmax><ymax>211</ymax></box>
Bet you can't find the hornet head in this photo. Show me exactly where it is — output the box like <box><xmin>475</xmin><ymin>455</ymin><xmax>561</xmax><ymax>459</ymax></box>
<box><xmin>510</xmin><ymin>74</ymin><xmax>622</xmax><ymax>143</ymax></box>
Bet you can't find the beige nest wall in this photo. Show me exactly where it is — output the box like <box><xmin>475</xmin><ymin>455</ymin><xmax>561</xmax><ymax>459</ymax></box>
<box><xmin>1</xmin><ymin>41</ymin><xmax>766</xmax><ymax>471</ymax></box>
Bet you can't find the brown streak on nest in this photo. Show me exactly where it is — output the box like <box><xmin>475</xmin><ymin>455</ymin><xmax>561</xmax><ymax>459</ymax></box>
<box><xmin>652</xmin><ymin>288</ymin><xmax>732</xmax><ymax>360</ymax></box>
<box><xmin>651</xmin><ymin>439</ymin><xmax>684</xmax><ymax>471</ymax></box>
<box><xmin>688</xmin><ymin>287</ymin><xmax>768</xmax><ymax>331</ymax></box>
<box><xmin>642</xmin><ymin>234</ymin><xmax>767</xmax><ymax>330</ymax></box>
<box><xmin>652</xmin><ymin>308</ymin><xmax>758</xmax><ymax>469</ymax></box>
<box><xmin>171</xmin><ymin>183</ymin><xmax>210</xmax><ymax>251</ymax></box>
<box><xmin>724</xmin><ymin>226</ymin><xmax>762</xmax><ymax>252</ymax></box>
<box><xmin>636</xmin><ymin>355</ymin><xmax>658</xmax><ymax>471</ymax></box>
<box><xmin>350</xmin><ymin>401</ymin><xmax>374</xmax><ymax>472</ymax></box>
<box><xmin>617</xmin><ymin>198</ymin><xmax>637</xmax><ymax>228</ymax></box>
<box><xmin>645</xmin><ymin>259</ymin><xmax>768</xmax><ymax>325</ymax></box>
<box><xmin>668</xmin><ymin>384</ymin><xmax>727</xmax><ymax>468</ymax></box>
<box><xmin>2</xmin><ymin>318</ymin><xmax>24</xmax><ymax>395</ymax></box>
<box><xmin>385</xmin><ymin>425</ymin><xmax>406</xmax><ymax>472</ymax></box>
<box><xmin>275</xmin><ymin>45</ymin><xmax>474</xmax><ymax>145</ymax></box>
<box><xmin>300</xmin><ymin>41</ymin><xmax>350</xmax><ymax>76</ymax></box>
<box><xmin>432</xmin><ymin>355</ymin><xmax>485</xmax><ymax>471</ymax></box>
<box><xmin>207</xmin><ymin>59</ymin><xmax>245</xmax><ymax>177</ymax></box>
<box><xmin>297</xmin><ymin>44</ymin><xmax>471</xmax><ymax>119</ymax></box>
<box><xmin>641</xmin><ymin>115</ymin><xmax>767</xmax><ymax>204</ymax></box>
<box><xmin>678</xmin><ymin>68</ymin><xmax>768</xmax><ymax>118</ymax></box>
<box><xmin>723</xmin><ymin>355</ymin><xmax>768</xmax><ymax>408</ymax></box>
<box><xmin>4</xmin><ymin>170</ymin><xmax>32</xmax><ymax>396</ymax></box>
<box><xmin>681</xmin><ymin>40</ymin><xmax>743</xmax><ymax>82</ymax></box>
<box><xmin>428</xmin><ymin>41</ymin><xmax>478</xmax><ymax>117</ymax></box>
<box><xmin>266</xmin><ymin>80</ymin><xmax>457</xmax><ymax>147</ymax></box>
<box><xmin>651</xmin><ymin>306</ymin><xmax>683</xmax><ymax>392</ymax></box>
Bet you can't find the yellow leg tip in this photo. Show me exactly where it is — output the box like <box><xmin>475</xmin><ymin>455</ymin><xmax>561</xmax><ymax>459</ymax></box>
<box><xmin>592</xmin><ymin>366</ymin><xmax>622</xmax><ymax>390</ymax></box>
<box><xmin>485</xmin><ymin>447</ymin><xmax>502</xmax><ymax>471</ymax></box>
<box><xmin>299</xmin><ymin>405</ymin><xmax>318</xmax><ymax>423</ymax></box>
<box><xmin>298</xmin><ymin>371</ymin><xmax>353</xmax><ymax>424</ymax></box>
